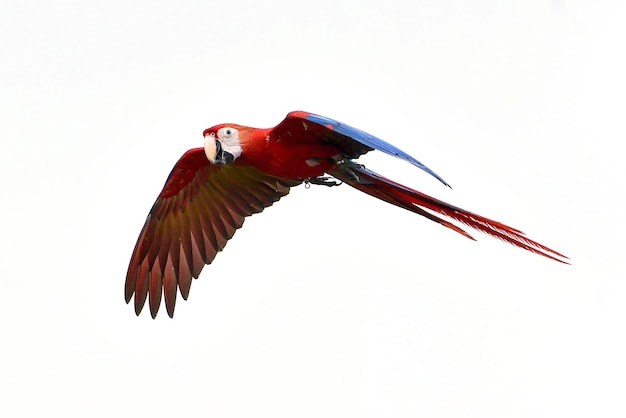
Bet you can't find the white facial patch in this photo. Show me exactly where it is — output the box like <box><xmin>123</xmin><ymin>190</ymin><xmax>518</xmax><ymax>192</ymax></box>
<box><xmin>217</xmin><ymin>127</ymin><xmax>243</xmax><ymax>160</ymax></box>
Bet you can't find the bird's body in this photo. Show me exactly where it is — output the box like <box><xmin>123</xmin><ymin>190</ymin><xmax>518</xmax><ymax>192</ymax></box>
<box><xmin>234</xmin><ymin>126</ymin><xmax>337</xmax><ymax>179</ymax></box>
<box><xmin>126</xmin><ymin>110</ymin><xmax>567</xmax><ymax>318</ymax></box>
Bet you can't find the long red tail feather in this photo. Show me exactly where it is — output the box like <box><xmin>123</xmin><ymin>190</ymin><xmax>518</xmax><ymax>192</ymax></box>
<box><xmin>329</xmin><ymin>164</ymin><xmax>569</xmax><ymax>264</ymax></box>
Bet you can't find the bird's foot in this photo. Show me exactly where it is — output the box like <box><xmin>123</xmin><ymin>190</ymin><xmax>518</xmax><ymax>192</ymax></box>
<box><xmin>304</xmin><ymin>176</ymin><xmax>342</xmax><ymax>188</ymax></box>
<box><xmin>336</xmin><ymin>160</ymin><xmax>367</xmax><ymax>183</ymax></box>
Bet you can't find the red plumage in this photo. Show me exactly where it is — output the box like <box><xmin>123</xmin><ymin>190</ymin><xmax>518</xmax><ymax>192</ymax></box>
<box><xmin>126</xmin><ymin>111</ymin><xmax>568</xmax><ymax>318</ymax></box>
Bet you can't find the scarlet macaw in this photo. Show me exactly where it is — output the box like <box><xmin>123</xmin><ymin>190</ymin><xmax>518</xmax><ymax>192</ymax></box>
<box><xmin>126</xmin><ymin>111</ymin><xmax>567</xmax><ymax>318</ymax></box>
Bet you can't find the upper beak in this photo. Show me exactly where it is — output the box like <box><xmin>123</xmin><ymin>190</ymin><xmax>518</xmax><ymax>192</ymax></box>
<box><xmin>204</xmin><ymin>134</ymin><xmax>220</xmax><ymax>164</ymax></box>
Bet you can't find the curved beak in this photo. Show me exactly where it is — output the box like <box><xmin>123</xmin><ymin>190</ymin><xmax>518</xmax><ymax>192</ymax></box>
<box><xmin>204</xmin><ymin>134</ymin><xmax>220</xmax><ymax>164</ymax></box>
<box><xmin>204</xmin><ymin>135</ymin><xmax>234</xmax><ymax>164</ymax></box>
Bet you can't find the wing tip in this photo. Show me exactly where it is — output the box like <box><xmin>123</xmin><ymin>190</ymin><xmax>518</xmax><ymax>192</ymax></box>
<box><xmin>134</xmin><ymin>298</ymin><xmax>144</xmax><ymax>316</ymax></box>
<box><xmin>150</xmin><ymin>304</ymin><xmax>159</xmax><ymax>319</ymax></box>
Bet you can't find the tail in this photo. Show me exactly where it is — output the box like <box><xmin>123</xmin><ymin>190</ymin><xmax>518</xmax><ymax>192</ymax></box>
<box><xmin>329</xmin><ymin>162</ymin><xmax>569</xmax><ymax>264</ymax></box>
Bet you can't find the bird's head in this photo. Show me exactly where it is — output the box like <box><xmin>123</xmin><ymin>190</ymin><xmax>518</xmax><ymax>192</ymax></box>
<box><xmin>202</xmin><ymin>124</ymin><xmax>245</xmax><ymax>164</ymax></box>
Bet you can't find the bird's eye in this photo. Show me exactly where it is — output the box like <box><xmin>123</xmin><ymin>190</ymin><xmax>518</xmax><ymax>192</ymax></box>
<box><xmin>209</xmin><ymin>132</ymin><xmax>215</xmax><ymax>137</ymax></box>
<box><xmin>225</xmin><ymin>129</ymin><xmax>231</xmax><ymax>135</ymax></box>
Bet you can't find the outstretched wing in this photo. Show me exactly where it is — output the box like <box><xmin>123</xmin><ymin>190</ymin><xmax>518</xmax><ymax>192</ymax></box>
<box><xmin>329</xmin><ymin>162</ymin><xmax>569</xmax><ymax>264</ymax></box>
<box><xmin>272</xmin><ymin>111</ymin><xmax>451</xmax><ymax>188</ymax></box>
<box><xmin>126</xmin><ymin>148</ymin><xmax>300</xmax><ymax>318</ymax></box>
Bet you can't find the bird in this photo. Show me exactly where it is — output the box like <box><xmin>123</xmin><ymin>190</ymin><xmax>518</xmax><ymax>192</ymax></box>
<box><xmin>126</xmin><ymin>110</ymin><xmax>568</xmax><ymax>318</ymax></box>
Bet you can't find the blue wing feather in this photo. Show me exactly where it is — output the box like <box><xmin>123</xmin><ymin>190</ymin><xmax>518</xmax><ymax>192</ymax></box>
<box><xmin>304</xmin><ymin>113</ymin><xmax>451</xmax><ymax>188</ymax></box>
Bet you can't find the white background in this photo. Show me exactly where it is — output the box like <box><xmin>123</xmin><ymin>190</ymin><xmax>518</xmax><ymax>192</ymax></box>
<box><xmin>1</xmin><ymin>1</ymin><xmax>624</xmax><ymax>417</ymax></box>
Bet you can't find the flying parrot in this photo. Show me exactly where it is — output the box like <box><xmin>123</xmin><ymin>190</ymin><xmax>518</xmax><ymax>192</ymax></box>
<box><xmin>126</xmin><ymin>111</ymin><xmax>568</xmax><ymax>318</ymax></box>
